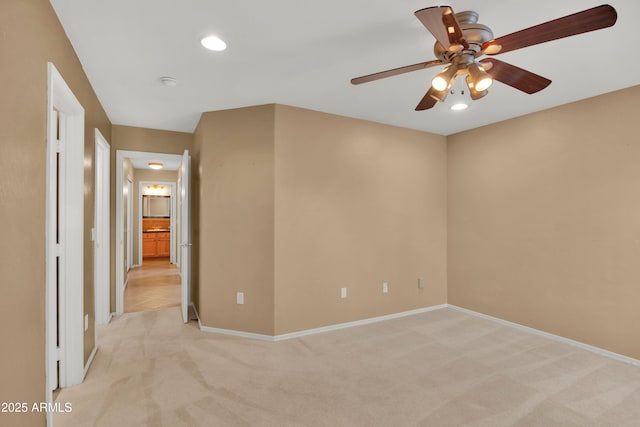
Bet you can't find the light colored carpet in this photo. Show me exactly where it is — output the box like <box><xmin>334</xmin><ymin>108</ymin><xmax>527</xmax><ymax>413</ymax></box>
<box><xmin>55</xmin><ymin>307</ymin><xmax>640</xmax><ymax>426</ymax></box>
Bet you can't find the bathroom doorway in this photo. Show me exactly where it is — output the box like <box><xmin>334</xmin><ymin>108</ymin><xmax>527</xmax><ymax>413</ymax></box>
<box><xmin>139</xmin><ymin>181</ymin><xmax>177</xmax><ymax>265</ymax></box>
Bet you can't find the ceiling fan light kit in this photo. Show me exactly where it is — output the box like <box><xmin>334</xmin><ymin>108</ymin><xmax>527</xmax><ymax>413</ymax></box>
<box><xmin>467</xmin><ymin>63</ymin><xmax>492</xmax><ymax>92</ymax></box>
<box><xmin>431</xmin><ymin>65</ymin><xmax>457</xmax><ymax>91</ymax></box>
<box><xmin>351</xmin><ymin>4</ymin><xmax>617</xmax><ymax>111</ymax></box>
<box><xmin>466</xmin><ymin>75</ymin><xmax>488</xmax><ymax>100</ymax></box>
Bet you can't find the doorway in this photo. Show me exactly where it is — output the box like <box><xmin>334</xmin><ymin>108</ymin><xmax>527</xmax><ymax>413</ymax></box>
<box><xmin>125</xmin><ymin>180</ymin><xmax>179</xmax><ymax>312</ymax></box>
<box><xmin>115</xmin><ymin>150</ymin><xmax>191</xmax><ymax>320</ymax></box>
<box><xmin>139</xmin><ymin>181</ymin><xmax>177</xmax><ymax>265</ymax></box>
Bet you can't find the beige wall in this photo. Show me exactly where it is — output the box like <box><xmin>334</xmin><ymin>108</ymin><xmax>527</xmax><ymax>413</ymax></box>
<box><xmin>273</xmin><ymin>105</ymin><xmax>448</xmax><ymax>333</ymax></box>
<box><xmin>193</xmin><ymin>104</ymin><xmax>447</xmax><ymax>336</ymax></box>
<box><xmin>132</xmin><ymin>169</ymin><xmax>178</xmax><ymax>265</ymax></box>
<box><xmin>0</xmin><ymin>1</ymin><xmax>111</xmax><ymax>425</ymax></box>
<box><xmin>110</xmin><ymin>125</ymin><xmax>192</xmax><ymax>311</ymax></box>
<box><xmin>194</xmin><ymin>105</ymin><xmax>276</xmax><ymax>334</ymax></box>
<box><xmin>448</xmin><ymin>85</ymin><xmax>640</xmax><ymax>360</ymax></box>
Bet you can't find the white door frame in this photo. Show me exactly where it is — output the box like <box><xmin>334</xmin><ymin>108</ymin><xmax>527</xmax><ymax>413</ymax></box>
<box><xmin>115</xmin><ymin>150</ymin><xmax>184</xmax><ymax>315</ymax></box>
<box><xmin>94</xmin><ymin>130</ymin><xmax>111</xmax><ymax>325</ymax></box>
<box><xmin>138</xmin><ymin>181</ymin><xmax>177</xmax><ymax>265</ymax></box>
<box><xmin>45</xmin><ymin>63</ymin><xmax>86</xmax><ymax>425</ymax></box>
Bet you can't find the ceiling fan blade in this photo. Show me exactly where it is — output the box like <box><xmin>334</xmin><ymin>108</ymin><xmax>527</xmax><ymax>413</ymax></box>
<box><xmin>482</xmin><ymin>4</ymin><xmax>617</xmax><ymax>55</ymax></box>
<box><xmin>351</xmin><ymin>60</ymin><xmax>444</xmax><ymax>85</ymax></box>
<box><xmin>415</xmin><ymin>87</ymin><xmax>439</xmax><ymax>111</ymax></box>
<box><xmin>480</xmin><ymin>58</ymin><xmax>551</xmax><ymax>94</ymax></box>
<box><xmin>415</xmin><ymin>6</ymin><xmax>467</xmax><ymax>51</ymax></box>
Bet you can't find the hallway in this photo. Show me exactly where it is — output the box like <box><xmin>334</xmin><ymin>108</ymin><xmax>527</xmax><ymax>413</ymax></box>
<box><xmin>124</xmin><ymin>258</ymin><xmax>180</xmax><ymax>313</ymax></box>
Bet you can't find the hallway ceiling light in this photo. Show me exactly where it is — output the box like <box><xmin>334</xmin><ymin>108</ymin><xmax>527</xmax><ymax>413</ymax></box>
<box><xmin>201</xmin><ymin>35</ymin><xmax>227</xmax><ymax>51</ymax></box>
<box><xmin>148</xmin><ymin>162</ymin><xmax>164</xmax><ymax>170</ymax></box>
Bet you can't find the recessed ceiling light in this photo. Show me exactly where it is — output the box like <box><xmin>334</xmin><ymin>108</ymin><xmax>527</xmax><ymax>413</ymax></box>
<box><xmin>201</xmin><ymin>35</ymin><xmax>227</xmax><ymax>51</ymax></box>
<box><xmin>450</xmin><ymin>103</ymin><xmax>468</xmax><ymax>111</ymax></box>
<box><xmin>148</xmin><ymin>162</ymin><xmax>164</xmax><ymax>170</ymax></box>
<box><xmin>160</xmin><ymin>76</ymin><xmax>177</xmax><ymax>87</ymax></box>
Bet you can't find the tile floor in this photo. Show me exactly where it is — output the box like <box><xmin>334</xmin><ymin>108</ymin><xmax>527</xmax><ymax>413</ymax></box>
<box><xmin>124</xmin><ymin>258</ymin><xmax>180</xmax><ymax>313</ymax></box>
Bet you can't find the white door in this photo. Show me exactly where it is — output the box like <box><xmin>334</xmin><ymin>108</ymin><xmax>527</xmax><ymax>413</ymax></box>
<box><xmin>179</xmin><ymin>149</ymin><xmax>192</xmax><ymax>323</ymax></box>
<box><xmin>127</xmin><ymin>179</ymin><xmax>134</xmax><ymax>270</ymax></box>
<box><xmin>46</xmin><ymin>64</ymin><xmax>86</xmax><ymax>418</ymax></box>
<box><xmin>94</xmin><ymin>130</ymin><xmax>110</xmax><ymax>325</ymax></box>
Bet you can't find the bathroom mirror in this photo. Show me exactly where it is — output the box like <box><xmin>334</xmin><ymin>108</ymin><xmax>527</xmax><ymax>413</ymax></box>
<box><xmin>143</xmin><ymin>195</ymin><xmax>171</xmax><ymax>218</ymax></box>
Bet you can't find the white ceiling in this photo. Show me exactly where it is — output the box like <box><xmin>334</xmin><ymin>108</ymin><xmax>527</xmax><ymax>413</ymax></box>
<box><xmin>50</xmin><ymin>0</ymin><xmax>640</xmax><ymax>136</ymax></box>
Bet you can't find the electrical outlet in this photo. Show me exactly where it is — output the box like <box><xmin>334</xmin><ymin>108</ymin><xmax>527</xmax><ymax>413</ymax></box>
<box><xmin>84</xmin><ymin>314</ymin><xmax>89</xmax><ymax>331</ymax></box>
<box><xmin>418</xmin><ymin>278</ymin><xmax>425</xmax><ymax>289</ymax></box>
<box><xmin>382</xmin><ymin>282</ymin><xmax>389</xmax><ymax>293</ymax></box>
<box><xmin>237</xmin><ymin>292</ymin><xmax>244</xmax><ymax>305</ymax></box>
<box><xmin>341</xmin><ymin>287</ymin><xmax>347</xmax><ymax>299</ymax></box>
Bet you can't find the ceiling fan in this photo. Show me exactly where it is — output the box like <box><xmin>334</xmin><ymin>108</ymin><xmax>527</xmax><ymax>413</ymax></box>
<box><xmin>351</xmin><ymin>4</ymin><xmax>617</xmax><ymax>111</ymax></box>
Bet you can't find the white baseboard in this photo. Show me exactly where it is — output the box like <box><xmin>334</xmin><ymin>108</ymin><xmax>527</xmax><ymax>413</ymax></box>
<box><xmin>83</xmin><ymin>345</ymin><xmax>98</xmax><ymax>379</ymax></box>
<box><xmin>197</xmin><ymin>304</ymin><xmax>449</xmax><ymax>342</ymax></box>
<box><xmin>199</xmin><ymin>325</ymin><xmax>276</xmax><ymax>341</ymax></box>
<box><xmin>195</xmin><ymin>302</ymin><xmax>640</xmax><ymax>367</ymax></box>
<box><xmin>189</xmin><ymin>302</ymin><xmax>199</xmax><ymax>322</ymax></box>
<box><xmin>274</xmin><ymin>305</ymin><xmax>448</xmax><ymax>341</ymax></box>
<box><xmin>448</xmin><ymin>305</ymin><xmax>640</xmax><ymax>367</ymax></box>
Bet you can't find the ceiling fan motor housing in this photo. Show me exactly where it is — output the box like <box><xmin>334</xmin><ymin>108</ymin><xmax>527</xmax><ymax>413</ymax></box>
<box><xmin>433</xmin><ymin>11</ymin><xmax>493</xmax><ymax>67</ymax></box>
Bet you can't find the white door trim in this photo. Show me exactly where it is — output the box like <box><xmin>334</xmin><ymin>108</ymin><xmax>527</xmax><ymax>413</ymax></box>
<box><xmin>46</xmin><ymin>62</ymin><xmax>86</xmax><ymax>426</ymax></box>
<box><xmin>94</xmin><ymin>129</ymin><xmax>111</xmax><ymax>325</ymax></box>
<box><xmin>115</xmin><ymin>150</ymin><xmax>183</xmax><ymax>315</ymax></box>
<box><xmin>179</xmin><ymin>149</ymin><xmax>192</xmax><ymax>323</ymax></box>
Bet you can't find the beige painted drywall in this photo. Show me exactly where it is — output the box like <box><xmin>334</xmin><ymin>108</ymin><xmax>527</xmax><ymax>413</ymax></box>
<box><xmin>273</xmin><ymin>105</ymin><xmax>448</xmax><ymax>334</ymax></box>
<box><xmin>194</xmin><ymin>105</ymin><xmax>276</xmax><ymax>334</ymax></box>
<box><xmin>132</xmin><ymin>169</ymin><xmax>178</xmax><ymax>265</ymax></box>
<box><xmin>110</xmin><ymin>125</ymin><xmax>192</xmax><ymax>311</ymax></box>
<box><xmin>193</xmin><ymin>104</ymin><xmax>447</xmax><ymax>335</ymax></box>
<box><xmin>0</xmin><ymin>1</ymin><xmax>110</xmax><ymax>424</ymax></box>
<box><xmin>448</xmin><ymin>85</ymin><xmax>640</xmax><ymax>360</ymax></box>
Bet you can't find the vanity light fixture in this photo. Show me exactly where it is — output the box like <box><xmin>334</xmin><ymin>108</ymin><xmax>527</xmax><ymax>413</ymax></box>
<box><xmin>148</xmin><ymin>162</ymin><xmax>164</xmax><ymax>170</ymax></box>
